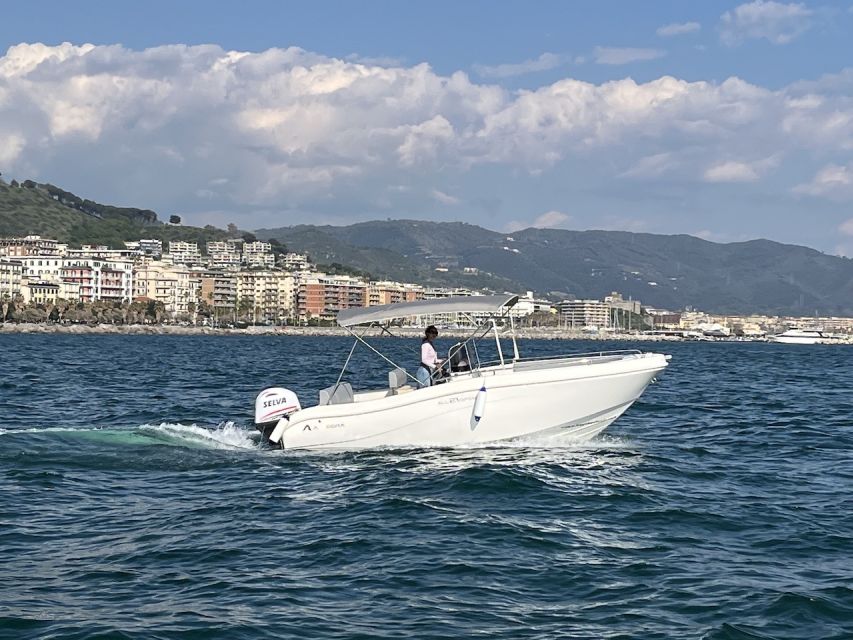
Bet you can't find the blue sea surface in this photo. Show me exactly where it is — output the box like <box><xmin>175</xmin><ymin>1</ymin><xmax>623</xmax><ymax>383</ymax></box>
<box><xmin>0</xmin><ymin>335</ymin><xmax>851</xmax><ymax>639</ymax></box>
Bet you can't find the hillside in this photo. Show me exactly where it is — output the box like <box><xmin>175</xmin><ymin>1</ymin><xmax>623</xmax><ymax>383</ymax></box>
<box><xmin>0</xmin><ymin>179</ymin><xmax>232</xmax><ymax>247</ymax></box>
<box><xmin>3</xmin><ymin>176</ymin><xmax>851</xmax><ymax>315</ymax></box>
<box><xmin>264</xmin><ymin>223</ymin><xmax>521</xmax><ymax>291</ymax></box>
<box><xmin>258</xmin><ymin>220</ymin><xmax>853</xmax><ymax>315</ymax></box>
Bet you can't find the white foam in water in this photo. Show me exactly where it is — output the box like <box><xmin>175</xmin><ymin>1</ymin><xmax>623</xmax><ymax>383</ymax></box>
<box><xmin>0</xmin><ymin>425</ymin><xmax>106</xmax><ymax>435</ymax></box>
<box><xmin>140</xmin><ymin>421</ymin><xmax>258</xmax><ymax>450</ymax></box>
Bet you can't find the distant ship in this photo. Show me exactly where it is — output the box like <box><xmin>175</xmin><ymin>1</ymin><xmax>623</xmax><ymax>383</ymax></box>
<box><xmin>770</xmin><ymin>328</ymin><xmax>824</xmax><ymax>345</ymax></box>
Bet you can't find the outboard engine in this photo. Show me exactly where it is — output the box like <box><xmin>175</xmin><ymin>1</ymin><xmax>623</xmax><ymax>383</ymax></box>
<box><xmin>255</xmin><ymin>387</ymin><xmax>301</xmax><ymax>443</ymax></box>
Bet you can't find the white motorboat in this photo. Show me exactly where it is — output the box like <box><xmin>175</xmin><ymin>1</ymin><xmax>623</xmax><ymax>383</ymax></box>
<box><xmin>254</xmin><ymin>295</ymin><xmax>670</xmax><ymax>450</ymax></box>
<box><xmin>770</xmin><ymin>328</ymin><xmax>824</xmax><ymax>344</ymax></box>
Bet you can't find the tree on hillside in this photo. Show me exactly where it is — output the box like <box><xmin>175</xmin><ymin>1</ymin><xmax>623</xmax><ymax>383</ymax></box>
<box><xmin>169</xmin><ymin>215</ymin><xmax>182</xmax><ymax>225</ymax></box>
<box><xmin>269</xmin><ymin>237</ymin><xmax>287</xmax><ymax>255</ymax></box>
<box><xmin>227</xmin><ymin>223</ymin><xmax>238</xmax><ymax>235</ymax></box>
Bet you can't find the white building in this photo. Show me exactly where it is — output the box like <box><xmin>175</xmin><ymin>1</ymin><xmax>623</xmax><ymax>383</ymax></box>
<box><xmin>168</xmin><ymin>241</ymin><xmax>202</xmax><ymax>266</ymax></box>
<box><xmin>556</xmin><ymin>299</ymin><xmax>610</xmax><ymax>329</ymax></box>
<box><xmin>511</xmin><ymin>291</ymin><xmax>553</xmax><ymax>318</ymax></box>
<box><xmin>17</xmin><ymin>255</ymin><xmax>65</xmax><ymax>283</ymax></box>
<box><xmin>207</xmin><ymin>241</ymin><xmax>242</xmax><ymax>270</ymax></box>
<box><xmin>134</xmin><ymin>261</ymin><xmax>200</xmax><ymax>318</ymax></box>
<box><xmin>0</xmin><ymin>235</ymin><xmax>61</xmax><ymax>257</ymax></box>
<box><xmin>125</xmin><ymin>239</ymin><xmax>163</xmax><ymax>257</ymax></box>
<box><xmin>243</xmin><ymin>241</ymin><xmax>275</xmax><ymax>268</ymax></box>
<box><xmin>237</xmin><ymin>270</ymin><xmax>294</xmax><ymax>323</ymax></box>
<box><xmin>61</xmin><ymin>257</ymin><xmax>134</xmax><ymax>303</ymax></box>
<box><xmin>21</xmin><ymin>281</ymin><xmax>60</xmax><ymax>305</ymax></box>
<box><xmin>280</xmin><ymin>252</ymin><xmax>311</xmax><ymax>271</ymax></box>
<box><xmin>0</xmin><ymin>259</ymin><xmax>23</xmax><ymax>299</ymax></box>
<box><xmin>605</xmin><ymin>291</ymin><xmax>642</xmax><ymax>315</ymax></box>
<box><xmin>69</xmin><ymin>246</ymin><xmax>141</xmax><ymax>261</ymax></box>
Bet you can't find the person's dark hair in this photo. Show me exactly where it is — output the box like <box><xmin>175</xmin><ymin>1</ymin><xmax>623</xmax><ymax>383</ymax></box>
<box><xmin>424</xmin><ymin>325</ymin><xmax>438</xmax><ymax>338</ymax></box>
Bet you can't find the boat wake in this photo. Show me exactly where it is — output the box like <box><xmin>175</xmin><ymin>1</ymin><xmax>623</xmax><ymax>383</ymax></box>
<box><xmin>138</xmin><ymin>422</ymin><xmax>259</xmax><ymax>449</ymax></box>
<box><xmin>0</xmin><ymin>421</ymin><xmax>260</xmax><ymax>450</ymax></box>
<box><xmin>0</xmin><ymin>422</ymin><xmax>630</xmax><ymax>456</ymax></box>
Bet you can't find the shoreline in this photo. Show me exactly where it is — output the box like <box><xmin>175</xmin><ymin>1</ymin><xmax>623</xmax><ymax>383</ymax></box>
<box><xmin>0</xmin><ymin>322</ymin><xmax>685</xmax><ymax>341</ymax></box>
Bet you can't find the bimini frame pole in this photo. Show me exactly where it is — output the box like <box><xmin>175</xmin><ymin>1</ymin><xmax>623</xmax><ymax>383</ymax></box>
<box><xmin>341</xmin><ymin>323</ymin><xmax>422</xmax><ymax>386</ymax></box>
<box><xmin>492</xmin><ymin>319</ymin><xmax>504</xmax><ymax>366</ymax></box>
<box><xmin>509</xmin><ymin>313</ymin><xmax>520</xmax><ymax>361</ymax></box>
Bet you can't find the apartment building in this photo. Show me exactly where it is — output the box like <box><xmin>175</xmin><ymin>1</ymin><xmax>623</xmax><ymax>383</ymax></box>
<box><xmin>61</xmin><ymin>257</ymin><xmax>134</xmax><ymax>303</ymax></box>
<box><xmin>125</xmin><ymin>239</ymin><xmax>163</xmax><ymax>256</ymax></box>
<box><xmin>235</xmin><ymin>270</ymin><xmax>294</xmax><ymax>322</ymax></box>
<box><xmin>0</xmin><ymin>235</ymin><xmax>61</xmax><ymax>257</ymax></box>
<box><xmin>243</xmin><ymin>241</ymin><xmax>275</xmax><ymax>268</ymax></box>
<box><xmin>134</xmin><ymin>261</ymin><xmax>200</xmax><ymax>317</ymax></box>
<box><xmin>138</xmin><ymin>239</ymin><xmax>163</xmax><ymax>257</ymax></box>
<box><xmin>605</xmin><ymin>291</ymin><xmax>642</xmax><ymax>315</ymax></box>
<box><xmin>0</xmin><ymin>259</ymin><xmax>23</xmax><ymax>299</ymax></box>
<box><xmin>297</xmin><ymin>274</ymin><xmax>367</xmax><ymax>322</ymax></box>
<box><xmin>365</xmin><ymin>281</ymin><xmax>425</xmax><ymax>306</ymax></box>
<box><xmin>206</xmin><ymin>241</ymin><xmax>242</xmax><ymax>270</ymax></box>
<box><xmin>511</xmin><ymin>291</ymin><xmax>553</xmax><ymax>318</ymax></box>
<box><xmin>17</xmin><ymin>255</ymin><xmax>64</xmax><ymax>283</ymax></box>
<box><xmin>556</xmin><ymin>300</ymin><xmax>610</xmax><ymax>329</ymax></box>
<box><xmin>279</xmin><ymin>252</ymin><xmax>311</xmax><ymax>271</ymax></box>
<box><xmin>167</xmin><ymin>241</ymin><xmax>202</xmax><ymax>266</ymax></box>
<box><xmin>278</xmin><ymin>273</ymin><xmax>297</xmax><ymax>322</ymax></box>
<box><xmin>22</xmin><ymin>281</ymin><xmax>60</xmax><ymax>305</ymax></box>
<box><xmin>199</xmin><ymin>271</ymin><xmax>238</xmax><ymax>316</ymax></box>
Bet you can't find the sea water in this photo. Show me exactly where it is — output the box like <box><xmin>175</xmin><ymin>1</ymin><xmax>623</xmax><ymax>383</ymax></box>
<box><xmin>0</xmin><ymin>335</ymin><xmax>851</xmax><ymax>639</ymax></box>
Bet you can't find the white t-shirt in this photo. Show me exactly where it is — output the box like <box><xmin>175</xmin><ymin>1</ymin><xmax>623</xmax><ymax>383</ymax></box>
<box><xmin>421</xmin><ymin>341</ymin><xmax>439</xmax><ymax>369</ymax></box>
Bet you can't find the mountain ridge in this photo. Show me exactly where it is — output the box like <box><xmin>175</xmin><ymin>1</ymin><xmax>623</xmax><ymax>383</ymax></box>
<box><xmin>257</xmin><ymin>219</ymin><xmax>853</xmax><ymax>316</ymax></box>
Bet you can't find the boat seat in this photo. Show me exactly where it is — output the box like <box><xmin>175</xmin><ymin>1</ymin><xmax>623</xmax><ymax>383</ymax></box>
<box><xmin>319</xmin><ymin>382</ymin><xmax>354</xmax><ymax>406</ymax></box>
<box><xmin>388</xmin><ymin>368</ymin><xmax>408</xmax><ymax>396</ymax></box>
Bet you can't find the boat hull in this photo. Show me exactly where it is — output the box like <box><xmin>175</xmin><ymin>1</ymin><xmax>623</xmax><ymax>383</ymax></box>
<box><xmin>268</xmin><ymin>353</ymin><xmax>668</xmax><ymax>450</ymax></box>
<box><xmin>770</xmin><ymin>336</ymin><xmax>820</xmax><ymax>344</ymax></box>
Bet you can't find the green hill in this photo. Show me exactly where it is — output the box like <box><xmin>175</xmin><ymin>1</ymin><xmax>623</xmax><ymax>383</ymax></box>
<box><xmin>0</xmin><ymin>179</ymin><xmax>231</xmax><ymax>248</ymax></box>
<box><xmin>258</xmin><ymin>220</ymin><xmax>853</xmax><ymax>315</ymax></box>
<box><xmin>261</xmin><ymin>223</ymin><xmax>521</xmax><ymax>292</ymax></box>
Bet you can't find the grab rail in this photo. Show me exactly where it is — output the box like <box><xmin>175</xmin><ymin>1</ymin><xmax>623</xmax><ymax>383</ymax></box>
<box><xmin>465</xmin><ymin>349</ymin><xmax>644</xmax><ymax>372</ymax></box>
<box><xmin>514</xmin><ymin>348</ymin><xmax>642</xmax><ymax>362</ymax></box>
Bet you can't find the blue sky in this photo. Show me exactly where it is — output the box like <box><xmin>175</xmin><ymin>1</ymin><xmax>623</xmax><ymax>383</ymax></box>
<box><xmin>1</xmin><ymin>1</ymin><xmax>853</xmax><ymax>254</ymax></box>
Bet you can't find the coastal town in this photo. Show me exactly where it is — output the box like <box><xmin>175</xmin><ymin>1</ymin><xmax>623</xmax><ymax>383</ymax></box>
<box><xmin>1</xmin><ymin>233</ymin><xmax>852</xmax><ymax>342</ymax></box>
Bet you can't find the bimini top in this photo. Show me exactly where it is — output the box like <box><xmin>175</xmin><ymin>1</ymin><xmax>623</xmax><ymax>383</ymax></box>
<box><xmin>337</xmin><ymin>294</ymin><xmax>519</xmax><ymax>327</ymax></box>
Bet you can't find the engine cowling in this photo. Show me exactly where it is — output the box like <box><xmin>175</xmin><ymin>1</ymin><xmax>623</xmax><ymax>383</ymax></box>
<box><xmin>255</xmin><ymin>387</ymin><xmax>301</xmax><ymax>430</ymax></box>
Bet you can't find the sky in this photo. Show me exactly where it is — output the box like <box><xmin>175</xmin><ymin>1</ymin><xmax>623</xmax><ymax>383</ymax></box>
<box><xmin>1</xmin><ymin>0</ymin><xmax>852</xmax><ymax>255</ymax></box>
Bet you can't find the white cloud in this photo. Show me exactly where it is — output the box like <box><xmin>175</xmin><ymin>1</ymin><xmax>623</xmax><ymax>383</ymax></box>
<box><xmin>430</xmin><ymin>188</ymin><xmax>459</xmax><ymax>205</ymax></box>
<box><xmin>720</xmin><ymin>1</ymin><xmax>813</xmax><ymax>45</ymax></box>
<box><xmin>1</xmin><ymin>42</ymin><xmax>853</xmax><ymax>231</ymax></box>
<box><xmin>0</xmin><ymin>132</ymin><xmax>24</xmax><ymax>164</ymax></box>
<box><xmin>840</xmin><ymin>218</ymin><xmax>853</xmax><ymax>236</ymax></box>
<box><xmin>793</xmin><ymin>163</ymin><xmax>853</xmax><ymax>199</ymax></box>
<box><xmin>621</xmin><ymin>152</ymin><xmax>679</xmax><ymax>179</ymax></box>
<box><xmin>473</xmin><ymin>53</ymin><xmax>565</xmax><ymax>78</ymax></box>
<box><xmin>593</xmin><ymin>47</ymin><xmax>667</xmax><ymax>65</ymax></box>
<box><xmin>703</xmin><ymin>156</ymin><xmax>780</xmax><ymax>183</ymax></box>
<box><xmin>657</xmin><ymin>22</ymin><xmax>701</xmax><ymax>37</ymax></box>
<box><xmin>704</xmin><ymin>161</ymin><xmax>760</xmax><ymax>182</ymax></box>
<box><xmin>345</xmin><ymin>54</ymin><xmax>405</xmax><ymax>67</ymax></box>
<box><xmin>505</xmin><ymin>210</ymin><xmax>570</xmax><ymax>232</ymax></box>
<box><xmin>533</xmin><ymin>210</ymin><xmax>570</xmax><ymax>228</ymax></box>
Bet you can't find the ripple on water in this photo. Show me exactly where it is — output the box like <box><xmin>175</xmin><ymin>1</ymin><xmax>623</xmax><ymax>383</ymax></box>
<box><xmin>0</xmin><ymin>336</ymin><xmax>851</xmax><ymax>639</ymax></box>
